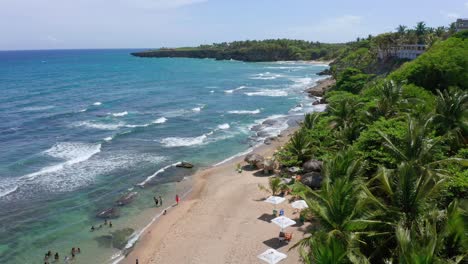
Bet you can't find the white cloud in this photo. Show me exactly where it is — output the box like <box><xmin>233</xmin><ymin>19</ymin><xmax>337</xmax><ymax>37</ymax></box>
<box><xmin>120</xmin><ymin>0</ymin><xmax>207</xmax><ymax>9</ymax></box>
<box><xmin>440</xmin><ymin>10</ymin><xmax>460</xmax><ymax>20</ymax></box>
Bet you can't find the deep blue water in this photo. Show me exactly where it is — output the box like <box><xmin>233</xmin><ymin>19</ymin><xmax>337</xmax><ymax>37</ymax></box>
<box><xmin>0</xmin><ymin>49</ymin><xmax>327</xmax><ymax>263</ymax></box>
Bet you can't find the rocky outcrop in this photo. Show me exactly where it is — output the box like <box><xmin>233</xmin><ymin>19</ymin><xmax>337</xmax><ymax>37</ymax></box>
<box><xmin>301</xmin><ymin>172</ymin><xmax>323</xmax><ymax>189</ymax></box>
<box><xmin>312</xmin><ymin>98</ymin><xmax>326</xmax><ymax>105</ymax></box>
<box><xmin>302</xmin><ymin>159</ymin><xmax>323</xmax><ymax>173</ymax></box>
<box><xmin>244</xmin><ymin>153</ymin><xmax>264</xmax><ymax>168</ymax></box>
<box><xmin>305</xmin><ymin>78</ymin><xmax>336</xmax><ymax>97</ymax></box>
<box><xmin>116</xmin><ymin>192</ymin><xmax>138</xmax><ymax>206</ymax></box>
<box><xmin>176</xmin><ymin>161</ymin><xmax>194</xmax><ymax>169</ymax></box>
<box><xmin>262</xmin><ymin>159</ymin><xmax>275</xmax><ymax>174</ymax></box>
<box><xmin>96</xmin><ymin>207</ymin><xmax>120</xmax><ymax>219</ymax></box>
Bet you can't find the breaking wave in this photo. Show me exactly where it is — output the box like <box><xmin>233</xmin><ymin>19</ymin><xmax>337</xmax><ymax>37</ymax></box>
<box><xmin>228</xmin><ymin>109</ymin><xmax>261</xmax><ymax>115</ymax></box>
<box><xmin>245</xmin><ymin>89</ymin><xmax>288</xmax><ymax>97</ymax></box>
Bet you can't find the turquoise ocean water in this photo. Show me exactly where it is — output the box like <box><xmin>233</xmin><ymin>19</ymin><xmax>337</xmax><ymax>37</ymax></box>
<box><xmin>0</xmin><ymin>49</ymin><xmax>328</xmax><ymax>263</ymax></box>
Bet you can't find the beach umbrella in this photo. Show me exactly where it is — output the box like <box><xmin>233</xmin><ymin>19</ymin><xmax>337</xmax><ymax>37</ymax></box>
<box><xmin>291</xmin><ymin>200</ymin><xmax>308</xmax><ymax>210</ymax></box>
<box><xmin>264</xmin><ymin>196</ymin><xmax>286</xmax><ymax>211</ymax></box>
<box><xmin>271</xmin><ymin>216</ymin><xmax>296</xmax><ymax>231</ymax></box>
<box><xmin>265</xmin><ymin>196</ymin><xmax>286</xmax><ymax>205</ymax></box>
<box><xmin>257</xmin><ymin>248</ymin><xmax>287</xmax><ymax>264</ymax></box>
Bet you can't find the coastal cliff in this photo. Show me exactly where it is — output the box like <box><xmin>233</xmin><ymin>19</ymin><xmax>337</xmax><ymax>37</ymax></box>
<box><xmin>131</xmin><ymin>39</ymin><xmax>346</xmax><ymax>62</ymax></box>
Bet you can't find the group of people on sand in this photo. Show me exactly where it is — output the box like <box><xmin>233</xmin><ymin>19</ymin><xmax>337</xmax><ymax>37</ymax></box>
<box><xmin>44</xmin><ymin>247</ymin><xmax>81</xmax><ymax>263</ymax></box>
<box><xmin>153</xmin><ymin>194</ymin><xmax>180</xmax><ymax>207</ymax></box>
<box><xmin>91</xmin><ymin>219</ymin><xmax>113</xmax><ymax>232</ymax></box>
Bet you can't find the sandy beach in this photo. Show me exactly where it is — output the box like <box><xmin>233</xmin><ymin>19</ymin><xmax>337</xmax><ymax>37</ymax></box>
<box><xmin>120</xmin><ymin>127</ymin><xmax>310</xmax><ymax>264</ymax></box>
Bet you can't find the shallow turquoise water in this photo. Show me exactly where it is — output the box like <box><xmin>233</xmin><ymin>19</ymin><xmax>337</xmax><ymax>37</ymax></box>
<box><xmin>0</xmin><ymin>50</ymin><xmax>327</xmax><ymax>263</ymax></box>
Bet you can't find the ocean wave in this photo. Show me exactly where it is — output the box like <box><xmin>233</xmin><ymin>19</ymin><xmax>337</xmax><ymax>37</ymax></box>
<box><xmin>136</xmin><ymin>162</ymin><xmax>181</xmax><ymax>187</ymax></box>
<box><xmin>22</xmin><ymin>105</ymin><xmax>55</xmax><ymax>111</ymax></box>
<box><xmin>160</xmin><ymin>135</ymin><xmax>208</xmax><ymax>147</ymax></box>
<box><xmin>104</xmin><ymin>136</ymin><xmax>113</xmax><ymax>141</ymax></box>
<box><xmin>224</xmin><ymin>85</ymin><xmax>246</xmax><ymax>93</ymax></box>
<box><xmin>213</xmin><ymin>147</ymin><xmax>255</xmax><ymax>166</ymax></box>
<box><xmin>20</xmin><ymin>142</ymin><xmax>102</xmax><ymax>182</ymax></box>
<box><xmin>192</xmin><ymin>104</ymin><xmax>205</xmax><ymax>112</ymax></box>
<box><xmin>73</xmin><ymin>121</ymin><xmax>125</xmax><ymax>130</ymax></box>
<box><xmin>228</xmin><ymin>109</ymin><xmax>261</xmax><ymax>115</ymax></box>
<box><xmin>217</xmin><ymin>123</ymin><xmax>230</xmax><ymax>130</ymax></box>
<box><xmin>112</xmin><ymin>111</ymin><xmax>128</xmax><ymax>117</ymax></box>
<box><xmin>79</xmin><ymin>108</ymin><xmax>87</xmax><ymax>113</ymax></box>
<box><xmin>245</xmin><ymin>89</ymin><xmax>288</xmax><ymax>97</ymax></box>
<box><xmin>93</xmin><ymin>102</ymin><xmax>102</xmax><ymax>106</ymax></box>
<box><xmin>289</xmin><ymin>104</ymin><xmax>303</xmax><ymax>112</ymax></box>
<box><xmin>0</xmin><ymin>185</ymin><xmax>19</xmax><ymax>198</ymax></box>
<box><xmin>153</xmin><ymin>117</ymin><xmax>167</xmax><ymax>124</ymax></box>
<box><xmin>249</xmin><ymin>72</ymin><xmax>283</xmax><ymax>80</ymax></box>
<box><xmin>265</xmin><ymin>66</ymin><xmax>305</xmax><ymax>69</ymax></box>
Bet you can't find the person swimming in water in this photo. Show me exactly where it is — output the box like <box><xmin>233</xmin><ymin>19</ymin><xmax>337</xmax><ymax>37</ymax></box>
<box><xmin>91</xmin><ymin>226</ymin><xmax>95</xmax><ymax>232</ymax></box>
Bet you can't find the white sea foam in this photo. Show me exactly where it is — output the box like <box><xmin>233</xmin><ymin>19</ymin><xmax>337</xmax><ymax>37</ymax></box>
<box><xmin>213</xmin><ymin>147</ymin><xmax>255</xmax><ymax>166</ymax></box>
<box><xmin>112</xmin><ymin>111</ymin><xmax>128</xmax><ymax>117</ymax></box>
<box><xmin>93</xmin><ymin>102</ymin><xmax>102</xmax><ymax>106</ymax></box>
<box><xmin>79</xmin><ymin>108</ymin><xmax>87</xmax><ymax>113</ymax></box>
<box><xmin>265</xmin><ymin>66</ymin><xmax>305</xmax><ymax>69</ymax></box>
<box><xmin>23</xmin><ymin>142</ymin><xmax>102</xmax><ymax>181</ymax></box>
<box><xmin>160</xmin><ymin>135</ymin><xmax>208</xmax><ymax>147</ymax></box>
<box><xmin>228</xmin><ymin>109</ymin><xmax>261</xmax><ymax>114</ymax></box>
<box><xmin>192</xmin><ymin>104</ymin><xmax>205</xmax><ymax>112</ymax></box>
<box><xmin>104</xmin><ymin>136</ymin><xmax>113</xmax><ymax>141</ymax></box>
<box><xmin>0</xmin><ymin>185</ymin><xmax>19</xmax><ymax>198</ymax></box>
<box><xmin>250</xmin><ymin>72</ymin><xmax>283</xmax><ymax>80</ymax></box>
<box><xmin>224</xmin><ymin>85</ymin><xmax>246</xmax><ymax>93</ymax></box>
<box><xmin>210</xmin><ymin>90</ymin><xmax>215</xmax><ymax>93</ymax></box>
<box><xmin>245</xmin><ymin>89</ymin><xmax>288</xmax><ymax>97</ymax></box>
<box><xmin>22</xmin><ymin>106</ymin><xmax>55</xmax><ymax>111</ymax></box>
<box><xmin>153</xmin><ymin>117</ymin><xmax>167</xmax><ymax>124</ymax></box>
<box><xmin>137</xmin><ymin>162</ymin><xmax>181</xmax><ymax>187</ymax></box>
<box><xmin>217</xmin><ymin>123</ymin><xmax>230</xmax><ymax>130</ymax></box>
<box><xmin>73</xmin><ymin>121</ymin><xmax>125</xmax><ymax>130</ymax></box>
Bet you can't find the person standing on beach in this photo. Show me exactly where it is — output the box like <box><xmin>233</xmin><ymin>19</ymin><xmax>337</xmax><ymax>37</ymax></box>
<box><xmin>153</xmin><ymin>196</ymin><xmax>159</xmax><ymax>206</ymax></box>
<box><xmin>159</xmin><ymin>196</ymin><xmax>162</xmax><ymax>206</ymax></box>
<box><xmin>175</xmin><ymin>194</ymin><xmax>180</xmax><ymax>205</ymax></box>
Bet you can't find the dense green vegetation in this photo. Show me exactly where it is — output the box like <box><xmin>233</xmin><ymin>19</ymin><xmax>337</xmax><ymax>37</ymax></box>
<box><xmin>276</xmin><ymin>28</ymin><xmax>467</xmax><ymax>263</ymax></box>
<box><xmin>131</xmin><ymin>39</ymin><xmax>346</xmax><ymax>62</ymax></box>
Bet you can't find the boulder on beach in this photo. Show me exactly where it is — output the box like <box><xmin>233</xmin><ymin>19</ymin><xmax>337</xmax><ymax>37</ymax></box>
<box><xmin>262</xmin><ymin>119</ymin><xmax>279</xmax><ymax>126</ymax></box>
<box><xmin>96</xmin><ymin>207</ymin><xmax>120</xmax><ymax>219</ymax></box>
<box><xmin>301</xmin><ymin>172</ymin><xmax>323</xmax><ymax>189</ymax></box>
<box><xmin>244</xmin><ymin>153</ymin><xmax>264</xmax><ymax>168</ymax></box>
<box><xmin>115</xmin><ymin>192</ymin><xmax>138</xmax><ymax>206</ymax></box>
<box><xmin>176</xmin><ymin>161</ymin><xmax>194</xmax><ymax>169</ymax></box>
<box><xmin>302</xmin><ymin>159</ymin><xmax>323</xmax><ymax>173</ymax></box>
<box><xmin>312</xmin><ymin>98</ymin><xmax>326</xmax><ymax>105</ymax></box>
<box><xmin>262</xmin><ymin>158</ymin><xmax>275</xmax><ymax>174</ymax></box>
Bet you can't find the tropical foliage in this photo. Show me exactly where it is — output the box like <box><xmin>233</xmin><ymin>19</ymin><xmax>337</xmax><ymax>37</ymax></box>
<box><xmin>279</xmin><ymin>28</ymin><xmax>467</xmax><ymax>263</ymax></box>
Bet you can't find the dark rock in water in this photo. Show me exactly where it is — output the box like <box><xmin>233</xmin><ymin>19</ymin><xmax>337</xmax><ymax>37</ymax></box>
<box><xmin>116</xmin><ymin>192</ymin><xmax>138</xmax><ymax>206</ymax></box>
<box><xmin>94</xmin><ymin>235</ymin><xmax>113</xmax><ymax>248</ymax></box>
<box><xmin>307</xmin><ymin>89</ymin><xmax>324</xmax><ymax>97</ymax></box>
<box><xmin>176</xmin><ymin>161</ymin><xmax>194</xmax><ymax>169</ymax></box>
<box><xmin>257</xmin><ymin>131</ymin><xmax>271</xmax><ymax>138</ymax></box>
<box><xmin>312</xmin><ymin>100</ymin><xmax>320</xmax><ymax>105</ymax></box>
<box><xmin>264</xmin><ymin>138</ymin><xmax>272</xmax><ymax>145</ymax></box>
<box><xmin>318</xmin><ymin>68</ymin><xmax>331</xmax><ymax>76</ymax></box>
<box><xmin>244</xmin><ymin>153</ymin><xmax>264</xmax><ymax>168</ymax></box>
<box><xmin>110</xmin><ymin>228</ymin><xmax>135</xmax><ymax>250</ymax></box>
<box><xmin>262</xmin><ymin>119</ymin><xmax>279</xmax><ymax>126</ymax></box>
<box><xmin>96</xmin><ymin>207</ymin><xmax>120</xmax><ymax>219</ymax></box>
<box><xmin>95</xmin><ymin>228</ymin><xmax>136</xmax><ymax>250</ymax></box>
<box><xmin>250</xmin><ymin>124</ymin><xmax>262</xmax><ymax>131</ymax></box>
<box><xmin>302</xmin><ymin>160</ymin><xmax>323</xmax><ymax>173</ymax></box>
<box><xmin>301</xmin><ymin>172</ymin><xmax>323</xmax><ymax>189</ymax></box>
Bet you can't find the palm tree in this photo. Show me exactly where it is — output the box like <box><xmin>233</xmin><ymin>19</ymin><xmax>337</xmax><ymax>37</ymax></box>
<box><xmin>396</xmin><ymin>25</ymin><xmax>407</xmax><ymax>35</ymax></box>
<box><xmin>258</xmin><ymin>177</ymin><xmax>287</xmax><ymax>196</ymax></box>
<box><xmin>292</xmin><ymin>149</ymin><xmax>384</xmax><ymax>262</ymax></box>
<box><xmin>286</xmin><ymin>130</ymin><xmax>313</xmax><ymax>163</ymax></box>
<box><xmin>415</xmin><ymin>21</ymin><xmax>427</xmax><ymax>36</ymax></box>
<box><xmin>433</xmin><ymin>88</ymin><xmax>468</xmax><ymax>148</ymax></box>
<box><xmin>329</xmin><ymin>97</ymin><xmax>364</xmax><ymax>129</ymax></box>
<box><xmin>303</xmin><ymin>112</ymin><xmax>322</xmax><ymax>130</ymax></box>
<box><xmin>376</xmin><ymin>80</ymin><xmax>404</xmax><ymax>118</ymax></box>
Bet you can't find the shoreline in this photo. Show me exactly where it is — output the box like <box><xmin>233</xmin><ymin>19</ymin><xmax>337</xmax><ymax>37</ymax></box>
<box><xmin>119</xmin><ymin>126</ymin><xmax>303</xmax><ymax>264</ymax></box>
<box><xmin>117</xmin><ymin>72</ymin><xmax>330</xmax><ymax>264</ymax></box>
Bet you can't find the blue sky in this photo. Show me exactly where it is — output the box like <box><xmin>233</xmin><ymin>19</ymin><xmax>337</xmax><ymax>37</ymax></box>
<box><xmin>1</xmin><ymin>0</ymin><xmax>467</xmax><ymax>50</ymax></box>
